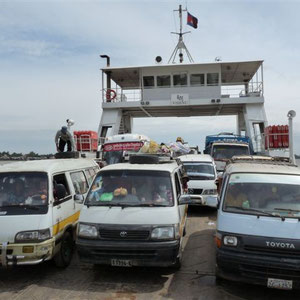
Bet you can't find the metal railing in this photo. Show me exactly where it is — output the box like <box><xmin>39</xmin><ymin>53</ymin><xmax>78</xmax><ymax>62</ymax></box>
<box><xmin>102</xmin><ymin>87</ymin><xmax>142</xmax><ymax>103</ymax></box>
<box><xmin>102</xmin><ymin>81</ymin><xmax>264</xmax><ymax>103</ymax></box>
<box><xmin>74</xmin><ymin>135</ymin><xmax>98</xmax><ymax>152</ymax></box>
<box><xmin>221</xmin><ymin>81</ymin><xmax>263</xmax><ymax>98</ymax></box>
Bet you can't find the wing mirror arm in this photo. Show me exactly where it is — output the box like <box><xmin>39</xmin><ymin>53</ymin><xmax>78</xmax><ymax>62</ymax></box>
<box><xmin>74</xmin><ymin>194</ymin><xmax>84</xmax><ymax>204</ymax></box>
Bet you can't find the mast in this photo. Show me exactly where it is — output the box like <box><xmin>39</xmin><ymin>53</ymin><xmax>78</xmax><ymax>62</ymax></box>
<box><xmin>168</xmin><ymin>5</ymin><xmax>194</xmax><ymax>64</ymax></box>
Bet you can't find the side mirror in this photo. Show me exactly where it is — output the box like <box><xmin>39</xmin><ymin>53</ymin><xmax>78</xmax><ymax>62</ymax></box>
<box><xmin>74</xmin><ymin>194</ymin><xmax>84</xmax><ymax>204</ymax></box>
<box><xmin>55</xmin><ymin>184</ymin><xmax>66</xmax><ymax>200</ymax></box>
<box><xmin>206</xmin><ymin>195</ymin><xmax>219</xmax><ymax>208</ymax></box>
<box><xmin>178</xmin><ymin>195</ymin><xmax>191</xmax><ymax>205</ymax></box>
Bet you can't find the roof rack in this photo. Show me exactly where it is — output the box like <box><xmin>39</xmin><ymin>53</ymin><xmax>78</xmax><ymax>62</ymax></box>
<box><xmin>228</xmin><ymin>155</ymin><xmax>296</xmax><ymax>166</ymax></box>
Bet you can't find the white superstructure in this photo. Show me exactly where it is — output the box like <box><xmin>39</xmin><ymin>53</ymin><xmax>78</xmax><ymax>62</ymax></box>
<box><xmin>98</xmin><ymin>60</ymin><xmax>267</xmax><ymax>152</ymax></box>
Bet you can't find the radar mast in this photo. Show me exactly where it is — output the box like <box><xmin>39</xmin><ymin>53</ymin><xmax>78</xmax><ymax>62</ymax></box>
<box><xmin>168</xmin><ymin>5</ymin><xmax>194</xmax><ymax>64</ymax></box>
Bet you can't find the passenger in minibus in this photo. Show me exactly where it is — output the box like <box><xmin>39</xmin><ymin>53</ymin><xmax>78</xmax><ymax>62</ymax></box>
<box><xmin>225</xmin><ymin>183</ymin><xmax>248</xmax><ymax>208</ymax></box>
<box><xmin>10</xmin><ymin>179</ymin><xmax>26</xmax><ymax>204</ymax></box>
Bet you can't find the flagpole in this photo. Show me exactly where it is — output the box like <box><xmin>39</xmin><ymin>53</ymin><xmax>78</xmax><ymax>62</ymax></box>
<box><xmin>168</xmin><ymin>5</ymin><xmax>194</xmax><ymax>64</ymax></box>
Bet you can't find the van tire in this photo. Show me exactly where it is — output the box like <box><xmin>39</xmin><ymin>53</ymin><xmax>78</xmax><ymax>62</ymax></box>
<box><xmin>54</xmin><ymin>232</ymin><xmax>73</xmax><ymax>268</ymax></box>
<box><xmin>129</xmin><ymin>154</ymin><xmax>159</xmax><ymax>164</ymax></box>
<box><xmin>173</xmin><ymin>257</ymin><xmax>182</xmax><ymax>270</ymax></box>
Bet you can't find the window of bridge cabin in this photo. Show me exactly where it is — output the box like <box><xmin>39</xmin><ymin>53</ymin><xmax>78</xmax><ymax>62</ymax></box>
<box><xmin>173</xmin><ymin>73</ymin><xmax>187</xmax><ymax>86</ymax></box>
<box><xmin>207</xmin><ymin>73</ymin><xmax>219</xmax><ymax>86</ymax></box>
<box><xmin>143</xmin><ymin>76</ymin><xmax>155</xmax><ymax>88</ymax></box>
<box><xmin>157</xmin><ymin>75</ymin><xmax>171</xmax><ymax>87</ymax></box>
<box><xmin>190</xmin><ymin>74</ymin><xmax>205</xmax><ymax>86</ymax></box>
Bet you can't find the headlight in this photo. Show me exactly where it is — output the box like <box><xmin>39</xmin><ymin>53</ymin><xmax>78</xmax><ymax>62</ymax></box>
<box><xmin>15</xmin><ymin>229</ymin><xmax>51</xmax><ymax>243</ymax></box>
<box><xmin>203</xmin><ymin>189</ymin><xmax>217</xmax><ymax>195</ymax></box>
<box><xmin>78</xmin><ymin>223</ymin><xmax>98</xmax><ymax>238</ymax></box>
<box><xmin>151</xmin><ymin>226</ymin><xmax>174</xmax><ymax>240</ymax></box>
<box><xmin>223</xmin><ymin>235</ymin><xmax>238</xmax><ymax>247</ymax></box>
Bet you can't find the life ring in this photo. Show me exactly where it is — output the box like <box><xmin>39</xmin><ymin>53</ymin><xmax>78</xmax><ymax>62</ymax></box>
<box><xmin>106</xmin><ymin>89</ymin><xmax>117</xmax><ymax>102</ymax></box>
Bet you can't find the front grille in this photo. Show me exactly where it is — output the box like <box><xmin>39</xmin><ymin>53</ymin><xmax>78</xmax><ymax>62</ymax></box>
<box><xmin>188</xmin><ymin>188</ymin><xmax>203</xmax><ymax>195</ymax></box>
<box><xmin>0</xmin><ymin>249</ymin><xmax>13</xmax><ymax>255</ymax></box>
<box><xmin>99</xmin><ymin>229</ymin><xmax>150</xmax><ymax>240</ymax></box>
<box><xmin>240</xmin><ymin>263</ymin><xmax>300</xmax><ymax>280</ymax></box>
<box><xmin>244</xmin><ymin>245</ymin><xmax>300</xmax><ymax>256</ymax></box>
<box><xmin>91</xmin><ymin>249</ymin><xmax>157</xmax><ymax>260</ymax></box>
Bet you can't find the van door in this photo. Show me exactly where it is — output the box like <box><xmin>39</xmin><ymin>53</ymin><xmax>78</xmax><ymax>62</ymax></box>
<box><xmin>174</xmin><ymin>172</ymin><xmax>186</xmax><ymax>235</ymax></box>
<box><xmin>69</xmin><ymin>170</ymin><xmax>89</xmax><ymax>211</ymax></box>
<box><xmin>52</xmin><ymin>173</ymin><xmax>75</xmax><ymax>238</ymax></box>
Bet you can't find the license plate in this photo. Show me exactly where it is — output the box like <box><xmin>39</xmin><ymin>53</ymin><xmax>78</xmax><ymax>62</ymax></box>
<box><xmin>267</xmin><ymin>278</ymin><xmax>293</xmax><ymax>290</ymax></box>
<box><xmin>111</xmin><ymin>259</ymin><xmax>132</xmax><ymax>267</ymax></box>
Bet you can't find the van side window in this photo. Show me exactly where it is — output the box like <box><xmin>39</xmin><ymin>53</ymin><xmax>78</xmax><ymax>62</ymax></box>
<box><xmin>174</xmin><ymin>173</ymin><xmax>182</xmax><ymax>199</ymax></box>
<box><xmin>86</xmin><ymin>168</ymin><xmax>97</xmax><ymax>185</ymax></box>
<box><xmin>70</xmin><ymin>171</ymin><xmax>88</xmax><ymax>194</ymax></box>
<box><xmin>53</xmin><ymin>173</ymin><xmax>70</xmax><ymax>196</ymax></box>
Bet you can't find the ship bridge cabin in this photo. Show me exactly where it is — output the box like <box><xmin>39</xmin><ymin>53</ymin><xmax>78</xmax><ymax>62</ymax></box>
<box><xmin>99</xmin><ymin>60</ymin><xmax>267</xmax><ymax>152</ymax></box>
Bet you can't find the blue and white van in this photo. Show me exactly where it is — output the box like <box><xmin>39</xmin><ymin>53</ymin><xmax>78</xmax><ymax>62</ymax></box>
<box><xmin>214</xmin><ymin>156</ymin><xmax>300</xmax><ymax>290</ymax></box>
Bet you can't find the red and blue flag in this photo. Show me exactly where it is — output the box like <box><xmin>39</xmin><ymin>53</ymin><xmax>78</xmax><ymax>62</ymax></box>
<box><xmin>187</xmin><ymin>12</ymin><xmax>198</xmax><ymax>29</ymax></box>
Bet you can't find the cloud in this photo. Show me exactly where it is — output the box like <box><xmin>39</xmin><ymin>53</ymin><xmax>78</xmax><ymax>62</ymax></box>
<box><xmin>0</xmin><ymin>0</ymin><xmax>300</xmax><ymax>155</ymax></box>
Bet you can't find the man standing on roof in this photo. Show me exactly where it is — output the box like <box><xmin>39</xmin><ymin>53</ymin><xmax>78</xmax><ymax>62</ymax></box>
<box><xmin>55</xmin><ymin>126</ymin><xmax>75</xmax><ymax>152</ymax></box>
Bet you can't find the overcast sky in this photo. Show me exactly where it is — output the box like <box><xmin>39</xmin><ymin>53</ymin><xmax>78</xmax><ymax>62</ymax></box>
<box><xmin>1</xmin><ymin>0</ymin><xmax>300</xmax><ymax>154</ymax></box>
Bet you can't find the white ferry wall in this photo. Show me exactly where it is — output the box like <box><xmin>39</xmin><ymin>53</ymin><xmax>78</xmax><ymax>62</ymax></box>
<box><xmin>98</xmin><ymin>60</ymin><xmax>268</xmax><ymax>153</ymax></box>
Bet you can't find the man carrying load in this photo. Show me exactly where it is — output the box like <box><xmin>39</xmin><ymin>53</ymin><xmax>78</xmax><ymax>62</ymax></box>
<box><xmin>55</xmin><ymin>126</ymin><xmax>75</xmax><ymax>152</ymax></box>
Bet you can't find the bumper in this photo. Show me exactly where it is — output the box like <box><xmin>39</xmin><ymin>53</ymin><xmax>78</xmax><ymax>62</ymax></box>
<box><xmin>216</xmin><ymin>247</ymin><xmax>300</xmax><ymax>289</ymax></box>
<box><xmin>0</xmin><ymin>238</ymin><xmax>55</xmax><ymax>267</ymax></box>
<box><xmin>76</xmin><ymin>238</ymin><xmax>180</xmax><ymax>267</ymax></box>
<box><xmin>189</xmin><ymin>194</ymin><xmax>217</xmax><ymax>206</ymax></box>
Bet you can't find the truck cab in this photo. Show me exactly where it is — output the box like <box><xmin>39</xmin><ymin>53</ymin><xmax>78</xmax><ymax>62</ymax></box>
<box><xmin>204</xmin><ymin>133</ymin><xmax>253</xmax><ymax>172</ymax></box>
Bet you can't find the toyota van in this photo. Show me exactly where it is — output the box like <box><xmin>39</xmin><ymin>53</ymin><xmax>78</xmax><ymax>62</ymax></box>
<box><xmin>214</xmin><ymin>156</ymin><xmax>300</xmax><ymax>290</ymax></box>
<box><xmin>76</xmin><ymin>154</ymin><xmax>193</xmax><ymax>269</ymax></box>
<box><xmin>0</xmin><ymin>159</ymin><xmax>99</xmax><ymax>267</ymax></box>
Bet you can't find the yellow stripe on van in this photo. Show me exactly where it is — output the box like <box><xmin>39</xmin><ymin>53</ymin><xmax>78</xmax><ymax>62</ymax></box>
<box><xmin>52</xmin><ymin>211</ymin><xmax>80</xmax><ymax>236</ymax></box>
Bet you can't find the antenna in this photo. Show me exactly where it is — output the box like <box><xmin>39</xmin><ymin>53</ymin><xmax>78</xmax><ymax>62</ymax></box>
<box><xmin>168</xmin><ymin>5</ymin><xmax>194</xmax><ymax>64</ymax></box>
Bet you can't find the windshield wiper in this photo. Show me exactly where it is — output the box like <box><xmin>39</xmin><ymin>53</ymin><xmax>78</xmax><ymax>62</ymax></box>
<box><xmin>225</xmin><ymin>205</ymin><xmax>283</xmax><ymax>219</ymax></box>
<box><xmin>138</xmin><ymin>203</ymin><xmax>168</xmax><ymax>207</ymax></box>
<box><xmin>86</xmin><ymin>203</ymin><xmax>168</xmax><ymax>208</ymax></box>
<box><xmin>274</xmin><ymin>208</ymin><xmax>300</xmax><ymax>214</ymax></box>
<box><xmin>0</xmin><ymin>204</ymin><xmax>40</xmax><ymax>210</ymax></box>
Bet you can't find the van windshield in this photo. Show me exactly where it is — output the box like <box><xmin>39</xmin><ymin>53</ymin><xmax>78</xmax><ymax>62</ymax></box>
<box><xmin>0</xmin><ymin>172</ymin><xmax>48</xmax><ymax>215</ymax></box>
<box><xmin>86</xmin><ymin>170</ymin><xmax>174</xmax><ymax>207</ymax></box>
<box><xmin>223</xmin><ymin>173</ymin><xmax>300</xmax><ymax>218</ymax></box>
<box><xmin>183</xmin><ymin>163</ymin><xmax>215</xmax><ymax>180</ymax></box>
<box><xmin>212</xmin><ymin>145</ymin><xmax>249</xmax><ymax>159</ymax></box>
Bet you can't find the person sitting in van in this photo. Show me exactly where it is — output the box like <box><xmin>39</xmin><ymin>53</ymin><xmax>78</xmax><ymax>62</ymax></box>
<box><xmin>225</xmin><ymin>183</ymin><xmax>248</xmax><ymax>208</ymax></box>
<box><xmin>0</xmin><ymin>180</ymin><xmax>11</xmax><ymax>205</ymax></box>
<box><xmin>24</xmin><ymin>177</ymin><xmax>48</xmax><ymax>205</ymax></box>
<box><xmin>10</xmin><ymin>179</ymin><xmax>26</xmax><ymax>205</ymax></box>
<box><xmin>154</xmin><ymin>182</ymin><xmax>173</xmax><ymax>205</ymax></box>
<box><xmin>132</xmin><ymin>177</ymin><xmax>154</xmax><ymax>202</ymax></box>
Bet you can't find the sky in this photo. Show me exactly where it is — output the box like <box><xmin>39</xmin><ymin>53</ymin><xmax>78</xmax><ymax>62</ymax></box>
<box><xmin>0</xmin><ymin>0</ymin><xmax>300</xmax><ymax>154</ymax></box>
